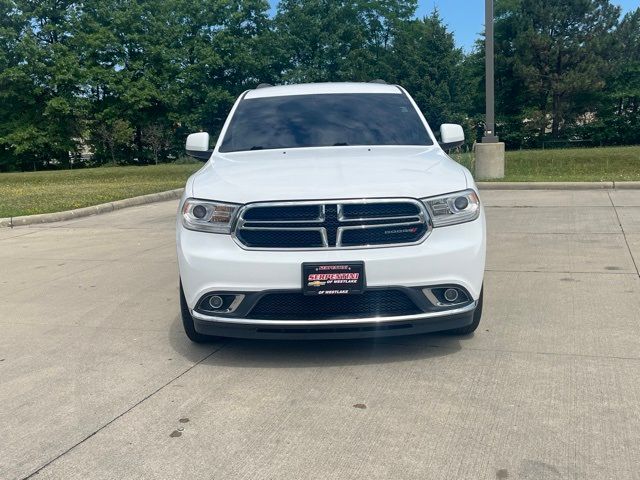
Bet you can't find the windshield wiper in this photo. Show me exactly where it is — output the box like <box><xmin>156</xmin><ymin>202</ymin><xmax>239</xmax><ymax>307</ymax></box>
<box><xmin>249</xmin><ymin>145</ymin><xmax>263</xmax><ymax>150</ymax></box>
<box><xmin>333</xmin><ymin>142</ymin><xmax>349</xmax><ymax>146</ymax></box>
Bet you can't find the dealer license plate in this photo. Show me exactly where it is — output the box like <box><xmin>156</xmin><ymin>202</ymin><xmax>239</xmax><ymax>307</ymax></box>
<box><xmin>302</xmin><ymin>262</ymin><xmax>365</xmax><ymax>296</ymax></box>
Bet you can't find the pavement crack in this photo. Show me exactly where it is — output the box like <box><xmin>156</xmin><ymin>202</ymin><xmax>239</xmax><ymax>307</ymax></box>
<box><xmin>491</xmin><ymin>231</ymin><xmax>623</xmax><ymax>235</ymax></box>
<box><xmin>608</xmin><ymin>191</ymin><xmax>640</xmax><ymax>278</ymax></box>
<box><xmin>20</xmin><ymin>341</ymin><xmax>229</xmax><ymax>480</ymax></box>
<box><xmin>0</xmin><ymin>229</ymin><xmax>41</xmax><ymax>241</ymax></box>
<box><xmin>485</xmin><ymin>268</ymin><xmax>637</xmax><ymax>275</ymax></box>
<box><xmin>485</xmin><ymin>205</ymin><xmax>614</xmax><ymax>209</ymax></box>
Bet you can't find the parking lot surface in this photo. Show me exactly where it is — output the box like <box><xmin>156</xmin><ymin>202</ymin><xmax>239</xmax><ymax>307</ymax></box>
<box><xmin>2</xmin><ymin>189</ymin><xmax>640</xmax><ymax>480</ymax></box>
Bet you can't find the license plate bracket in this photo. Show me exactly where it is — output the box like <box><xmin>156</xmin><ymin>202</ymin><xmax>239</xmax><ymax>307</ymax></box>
<box><xmin>302</xmin><ymin>262</ymin><xmax>366</xmax><ymax>296</ymax></box>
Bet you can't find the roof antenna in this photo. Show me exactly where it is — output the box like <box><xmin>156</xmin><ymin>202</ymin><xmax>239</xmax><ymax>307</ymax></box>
<box><xmin>256</xmin><ymin>83</ymin><xmax>273</xmax><ymax>89</ymax></box>
<box><xmin>368</xmin><ymin>79</ymin><xmax>387</xmax><ymax>84</ymax></box>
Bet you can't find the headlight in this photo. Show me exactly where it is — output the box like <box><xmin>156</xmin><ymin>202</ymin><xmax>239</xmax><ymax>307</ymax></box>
<box><xmin>181</xmin><ymin>198</ymin><xmax>240</xmax><ymax>233</ymax></box>
<box><xmin>422</xmin><ymin>189</ymin><xmax>480</xmax><ymax>227</ymax></box>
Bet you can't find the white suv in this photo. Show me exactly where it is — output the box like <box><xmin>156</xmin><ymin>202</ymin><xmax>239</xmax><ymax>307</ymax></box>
<box><xmin>177</xmin><ymin>82</ymin><xmax>486</xmax><ymax>341</ymax></box>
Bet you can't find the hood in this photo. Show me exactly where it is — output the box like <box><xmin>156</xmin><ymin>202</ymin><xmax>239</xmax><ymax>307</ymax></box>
<box><xmin>190</xmin><ymin>146</ymin><xmax>467</xmax><ymax>204</ymax></box>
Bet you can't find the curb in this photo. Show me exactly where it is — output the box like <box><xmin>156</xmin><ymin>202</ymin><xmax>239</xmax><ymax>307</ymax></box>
<box><xmin>478</xmin><ymin>181</ymin><xmax>640</xmax><ymax>190</ymax></box>
<box><xmin>0</xmin><ymin>188</ymin><xmax>184</xmax><ymax>228</ymax></box>
<box><xmin>2</xmin><ymin>181</ymin><xmax>640</xmax><ymax>228</ymax></box>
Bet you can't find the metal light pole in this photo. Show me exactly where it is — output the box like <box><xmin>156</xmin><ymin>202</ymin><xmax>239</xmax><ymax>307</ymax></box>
<box><xmin>475</xmin><ymin>0</ymin><xmax>505</xmax><ymax>179</ymax></box>
<box><xmin>482</xmin><ymin>0</ymin><xmax>498</xmax><ymax>143</ymax></box>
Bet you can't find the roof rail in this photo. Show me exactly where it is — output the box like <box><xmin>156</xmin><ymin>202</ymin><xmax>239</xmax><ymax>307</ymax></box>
<box><xmin>368</xmin><ymin>79</ymin><xmax>387</xmax><ymax>84</ymax></box>
<box><xmin>256</xmin><ymin>83</ymin><xmax>273</xmax><ymax>89</ymax></box>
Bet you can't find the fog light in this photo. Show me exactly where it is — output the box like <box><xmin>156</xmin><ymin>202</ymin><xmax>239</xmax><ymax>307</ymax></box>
<box><xmin>208</xmin><ymin>295</ymin><xmax>224</xmax><ymax>309</ymax></box>
<box><xmin>444</xmin><ymin>288</ymin><xmax>459</xmax><ymax>302</ymax></box>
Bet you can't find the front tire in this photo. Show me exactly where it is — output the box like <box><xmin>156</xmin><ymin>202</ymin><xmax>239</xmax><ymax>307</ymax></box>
<box><xmin>445</xmin><ymin>288</ymin><xmax>483</xmax><ymax>335</ymax></box>
<box><xmin>180</xmin><ymin>282</ymin><xmax>217</xmax><ymax>343</ymax></box>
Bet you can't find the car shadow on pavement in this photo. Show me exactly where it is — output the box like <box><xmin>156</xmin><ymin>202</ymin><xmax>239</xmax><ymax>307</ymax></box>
<box><xmin>200</xmin><ymin>334</ymin><xmax>463</xmax><ymax>369</ymax></box>
<box><xmin>168</xmin><ymin>314</ymin><xmax>466</xmax><ymax>368</ymax></box>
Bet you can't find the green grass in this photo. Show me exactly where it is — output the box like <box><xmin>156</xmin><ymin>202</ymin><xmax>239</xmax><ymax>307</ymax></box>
<box><xmin>2</xmin><ymin>145</ymin><xmax>639</xmax><ymax>217</ymax></box>
<box><xmin>451</xmin><ymin>145</ymin><xmax>640</xmax><ymax>181</ymax></box>
<box><xmin>0</xmin><ymin>164</ymin><xmax>202</xmax><ymax>217</ymax></box>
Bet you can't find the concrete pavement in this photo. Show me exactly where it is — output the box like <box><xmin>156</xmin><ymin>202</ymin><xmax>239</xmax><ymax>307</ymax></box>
<box><xmin>1</xmin><ymin>191</ymin><xmax>640</xmax><ymax>479</ymax></box>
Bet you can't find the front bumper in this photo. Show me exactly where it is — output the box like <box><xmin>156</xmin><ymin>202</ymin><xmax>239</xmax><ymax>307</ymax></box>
<box><xmin>177</xmin><ymin>210</ymin><xmax>485</xmax><ymax>338</ymax></box>
<box><xmin>191</xmin><ymin>302</ymin><xmax>477</xmax><ymax>339</ymax></box>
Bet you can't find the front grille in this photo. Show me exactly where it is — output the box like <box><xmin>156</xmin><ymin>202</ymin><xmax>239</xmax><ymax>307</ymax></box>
<box><xmin>247</xmin><ymin>290</ymin><xmax>422</xmax><ymax>320</ymax></box>
<box><xmin>235</xmin><ymin>199</ymin><xmax>430</xmax><ymax>249</ymax></box>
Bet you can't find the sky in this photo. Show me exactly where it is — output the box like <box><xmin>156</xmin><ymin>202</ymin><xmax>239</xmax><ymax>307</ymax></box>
<box><xmin>269</xmin><ymin>1</ymin><xmax>640</xmax><ymax>52</ymax></box>
<box><xmin>417</xmin><ymin>0</ymin><xmax>639</xmax><ymax>51</ymax></box>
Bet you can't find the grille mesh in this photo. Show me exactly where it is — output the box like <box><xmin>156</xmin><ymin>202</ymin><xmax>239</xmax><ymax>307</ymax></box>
<box><xmin>237</xmin><ymin>229</ymin><xmax>324</xmax><ymax>248</ymax></box>
<box><xmin>341</xmin><ymin>224</ymin><xmax>428</xmax><ymax>246</ymax></box>
<box><xmin>341</xmin><ymin>202</ymin><xmax>420</xmax><ymax>218</ymax></box>
<box><xmin>236</xmin><ymin>200</ymin><xmax>428</xmax><ymax>249</ymax></box>
<box><xmin>243</xmin><ymin>204</ymin><xmax>321</xmax><ymax>221</ymax></box>
<box><xmin>248</xmin><ymin>290</ymin><xmax>421</xmax><ymax>320</ymax></box>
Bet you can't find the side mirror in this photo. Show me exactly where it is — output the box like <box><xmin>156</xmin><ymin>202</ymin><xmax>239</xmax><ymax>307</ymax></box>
<box><xmin>186</xmin><ymin>132</ymin><xmax>212</xmax><ymax>161</ymax></box>
<box><xmin>439</xmin><ymin>124</ymin><xmax>464</xmax><ymax>150</ymax></box>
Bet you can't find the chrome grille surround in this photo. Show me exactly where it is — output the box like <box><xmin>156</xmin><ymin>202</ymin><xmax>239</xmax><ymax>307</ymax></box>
<box><xmin>232</xmin><ymin>198</ymin><xmax>432</xmax><ymax>250</ymax></box>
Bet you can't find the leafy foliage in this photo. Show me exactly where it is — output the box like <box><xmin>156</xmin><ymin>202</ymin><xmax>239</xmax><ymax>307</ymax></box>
<box><xmin>0</xmin><ymin>0</ymin><xmax>638</xmax><ymax>170</ymax></box>
<box><xmin>491</xmin><ymin>0</ymin><xmax>636</xmax><ymax>148</ymax></box>
<box><xmin>389</xmin><ymin>11</ymin><xmax>472</xmax><ymax>134</ymax></box>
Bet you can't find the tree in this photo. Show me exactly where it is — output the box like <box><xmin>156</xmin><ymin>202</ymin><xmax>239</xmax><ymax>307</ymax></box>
<box><xmin>0</xmin><ymin>0</ymin><xmax>85</xmax><ymax>170</ymax></box>
<box><xmin>93</xmin><ymin>119</ymin><xmax>134</xmax><ymax>165</ymax></box>
<box><xmin>389</xmin><ymin>10</ymin><xmax>472</xmax><ymax>134</ymax></box>
<box><xmin>596</xmin><ymin>8</ymin><xmax>640</xmax><ymax>145</ymax></box>
<box><xmin>77</xmin><ymin>0</ymin><xmax>183</xmax><ymax>162</ymax></box>
<box><xmin>356</xmin><ymin>0</ymin><xmax>417</xmax><ymax>80</ymax></box>
<box><xmin>494</xmin><ymin>0</ymin><xmax>621</xmax><ymax>143</ymax></box>
<box><xmin>142</xmin><ymin>123</ymin><xmax>171</xmax><ymax>165</ymax></box>
<box><xmin>77</xmin><ymin>0</ymin><xmax>271</xmax><ymax>159</ymax></box>
<box><xmin>169</xmin><ymin>0</ymin><xmax>272</xmax><ymax>135</ymax></box>
<box><xmin>274</xmin><ymin>0</ymin><xmax>368</xmax><ymax>82</ymax></box>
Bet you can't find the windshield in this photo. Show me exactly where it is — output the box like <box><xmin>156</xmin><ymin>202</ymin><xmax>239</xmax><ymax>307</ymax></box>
<box><xmin>219</xmin><ymin>93</ymin><xmax>433</xmax><ymax>152</ymax></box>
